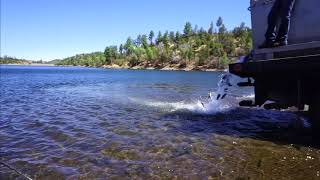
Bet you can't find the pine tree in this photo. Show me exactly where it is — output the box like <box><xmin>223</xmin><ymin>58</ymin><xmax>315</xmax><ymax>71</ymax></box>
<box><xmin>104</xmin><ymin>46</ymin><xmax>118</xmax><ymax>64</ymax></box>
<box><xmin>208</xmin><ymin>21</ymin><xmax>214</xmax><ymax>34</ymax></box>
<box><xmin>149</xmin><ymin>30</ymin><xmax>155</xmax><ymax>45</ymax></box>
<box><xmin>141</xmin><ymin>35</ymin><xmax>148</xmax><ymax>48</ymax></box>
<box><xmin>219</xmin><ymin>24</ymin><xmax>227</xmax><ymax>34</ymax></box>
<box><xmin>193</xmin><ymin>25</ymin><xmax>199</xmax><ymax>34</ymax></box>
<box><xmin>169</xmin><ymin>31</ymin><xmax>175</xmax><ymax>42</ymax></box>
<box><xmin>135</xmin><ymin>35</ymin><xmax>142</xmax><ymax>46</ymax></box>
<box><xmin>183</xmin><ymin>22</ymin><xmax>193</xmax><ymax>37</ymax></box>
<box><xmin>216</xmin><ymin>17</ymin><xmax>223</xmax><ymax>27</ymax></box>
<box><xmin>163</xmin><ymin>31</ymin><xmax>169</xmax><ymax>47</ymax></box>
<box><xmin>156</xmin><ymin>31</ymin><xmax>163</xmax><ymax>45</ymax></box>
<box><xmin>124</xmin><ymin>37</ymin><xmax>134</xmax><ymax>55</ymax></box>
<box><xmin>119</xmin><ymin>44</ymin><xmax>124</xmax><ymax>55</ymax></box>
<box><xmin>175</xmin><ymin>31</ymin><xmax>181</xmax><ymax>41</ymax></box>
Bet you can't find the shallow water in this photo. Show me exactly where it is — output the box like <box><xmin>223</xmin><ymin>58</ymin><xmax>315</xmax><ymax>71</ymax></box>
<box><xmin>0</xmin><ymin>65</ymin><xmax>319</xmax><ymax>179</ymax></box>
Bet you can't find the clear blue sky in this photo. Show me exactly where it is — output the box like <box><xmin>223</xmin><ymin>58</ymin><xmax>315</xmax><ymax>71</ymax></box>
<box><xmin>1</xmin><ymin>0</ymin><xmax>251</xmax><ymax>61</ymax></box>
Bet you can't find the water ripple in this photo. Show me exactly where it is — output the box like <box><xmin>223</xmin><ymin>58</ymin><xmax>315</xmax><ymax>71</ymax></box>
<box><xmin>1</xmin><ymin>66</ymin><xmax>319</xmax><ymax>179</ymax></box>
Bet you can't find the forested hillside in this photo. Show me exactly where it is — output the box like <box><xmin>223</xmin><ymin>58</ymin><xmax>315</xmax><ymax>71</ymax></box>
<box><xmin>57</xmin><ymin>17</ymin><xmax>252</xmax><ymax>70</ymax></box>
<box><xmin>0</xmin><ymin>56</ymin><xmax>31</xmax><ymax>64</ymax></box>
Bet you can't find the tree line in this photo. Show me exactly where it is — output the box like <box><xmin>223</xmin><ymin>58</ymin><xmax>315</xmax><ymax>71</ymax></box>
<box><xmin>0</xmin><ymin>56</ymin><xmax>31</xmax><ymax>64</ymax></box>
<box><xmin>0</xmin><ymin>56</ymin><xmax>55</xmax><ymax>64</ymax></box>
<box><xmin>56</xmin><ymin>17</ymin><xmax>253</xmax><ymax>70</ymax></box>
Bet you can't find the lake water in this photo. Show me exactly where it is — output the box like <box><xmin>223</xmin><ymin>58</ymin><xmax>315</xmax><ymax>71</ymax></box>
<box><xmin>1</xmin><ymin>65</ymin><xmax>319</xmax><ymax>179</ymax></box>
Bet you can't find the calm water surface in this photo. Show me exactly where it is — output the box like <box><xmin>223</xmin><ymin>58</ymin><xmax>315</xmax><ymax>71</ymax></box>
<box><xmin>0</xmin><ymin>65</ymin><xmax>319</xmax><ymax>179</ymax></box>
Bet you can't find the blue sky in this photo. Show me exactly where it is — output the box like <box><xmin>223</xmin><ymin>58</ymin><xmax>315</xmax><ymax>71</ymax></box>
<box><xmin>1</xmin><ymin>0</ymin><xmax>251</xmax><ymax>61</ymax></box>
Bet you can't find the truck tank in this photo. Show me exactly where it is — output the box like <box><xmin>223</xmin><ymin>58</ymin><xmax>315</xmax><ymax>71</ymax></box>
<box><xmin>229</xmin><ymin>0</ymin><xmax>320</xmax><ymax>142</ymax></box>
<box><xmin>250</xmin><ymin>0</ymin><xmax>320</xmax><ymax>61</ymax></box>
<box><xmin>250</xmin><ymin>0</ymin><xmax>320</xmax><ymax>49</ymax></box>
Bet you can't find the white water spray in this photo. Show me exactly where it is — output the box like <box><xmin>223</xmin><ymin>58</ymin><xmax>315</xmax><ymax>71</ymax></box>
<box><xmin>130</xmin><ymin>94</ymin><xmax>233</xmax><ymax>114</ymax></box>
<box><xmin>130</xmin><ymin>72</ymin><xmax>242</xmax><ymax>114</ymax></box>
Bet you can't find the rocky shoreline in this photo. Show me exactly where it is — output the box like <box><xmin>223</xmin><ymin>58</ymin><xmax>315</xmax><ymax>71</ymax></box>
<box><xmin>102</xmin><ymin>63</ymin><xmax>226</xmax><ymax>72</ymax></box>
<box><xmin>1</xmin><ymin>63</ymin><xmax>227</xmax><ymax>72</ymax></box>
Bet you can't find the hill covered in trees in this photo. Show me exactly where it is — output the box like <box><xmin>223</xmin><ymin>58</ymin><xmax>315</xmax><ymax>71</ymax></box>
<box><xmin>56</xmin><ymin>52</ymin><xmax>106</xmax><ymax>67</ymax></box>
<box><xmin>0</xmin><ymin>56</ymin><xmax>32</xmax><ymax>65</ymax></box>
<box><xmin>57</xmin><ymin>17</ymin><xmax>252</xmax><ymax>70</ymax></box>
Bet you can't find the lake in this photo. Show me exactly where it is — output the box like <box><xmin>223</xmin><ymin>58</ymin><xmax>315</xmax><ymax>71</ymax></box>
<box><xmin>0</xmin><ymin>65</ymin><xmax>319</xmax><ymax>179</ymax></box>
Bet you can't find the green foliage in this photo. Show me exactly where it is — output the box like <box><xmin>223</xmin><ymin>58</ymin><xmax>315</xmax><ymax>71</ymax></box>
<box><xmin>183</xmin><ymin>22</ymin><xmax>193</xmax><ymax>37</ymax></box>
<box><xmin>156</xmin><ymin>31</ymin><xmax>162</xmax><ymax>45</ymax></box>
<box><xmin>175</xmin><ymin>31</ymin><xmax>181</xmax><ymax>42</ymax></box>
<box><xmin>0</xmin><ymin>56</ymin><xmax>31</xmax><ymax>64</ymax></box>
<box><xmin>197</xmin><ymin>45</ymin><xmax>210</xmax><ymax>66</ymax></box>
<box><xmin>54</xmin><ymin>18</ymin><xmax>252</xmax><ymax>70</ymax></box>
<box><xmin>216</xmin><ymin>17</ymin><xmax>223</xmax><ymax>27</ymax></box>
<box><xmin>47</xmin><ymin>59</ymin><xmax>61</xmax><ymax>64</ymax></box>
<box><xmin>219</xmin><ymin>53</ymin><xmax>231</xmax><ymax>69</ymax></box>
<box><xmin>163</xmin><ymin>31</ymin><xmax>169</xmax><ymax>47</ymax></box>
<box><xmin>141</xmin><ymin>35</ymin><xmax>148</xmax><ymax>48</ymax></box>
<box><xmin>113</xmin><ymin>58</ymin><xmax>127</xmax><ymax>66</ymax></box>
<box><xmin>56</xmin><ymin>52</ymin><xmax>106</xmax><ymax>67</ymax></box>
<box><xmin>146</xmin><ymin>47</ymin><xmax>156</xmax><ymax>62</ymax></box>
<box><xmin>179</xmin><ymin>44</ymin><xmax>193</xmax><ymax>62</ymax></box>
<box><xmin>119</xmin><ymin>44</ymin><xmax>124</xmax><ymax>55</ymax></box>
<box><xmin>169</xmin><ymin>31</ymin><xmax>175</xmax><ymax>42</ymax></box>
<box><xmin>149</xmin><ymin>31</ymin><xmax>155</xmax><ymax>45</ymax></box>
<box><xmin>124</xmin><ymin>37</ymin><xmax>134</xmax><ymax>55</ymax></box>
<box><xmin>208</xmin><ymin>22</ymin><xmax>214</xmax><ymax>35</ymax></box>
<box><xmin>233</xmin><ymin>22</ymin><xmax>253</xmax><ymax>55</ymax></box>
<box><xmin>104</xmin><ymin>46</ymin><xmax>118</xmax><ymax>64</ymax></box>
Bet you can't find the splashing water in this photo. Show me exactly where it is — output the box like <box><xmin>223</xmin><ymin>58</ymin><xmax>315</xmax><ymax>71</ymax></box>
<box><xmin>130</xmin><ymin>72</ymin><xmax>239</xmax><ymax>114</ymax></box>
<box><xmin>129</xmin><ymin>94</ymin><xmax>234</xmax><ymax>114</ymax></box>
<box><xmin>188</xmin><ymin>72</ymin><xmax>237</xmax><ymax>113</ymax></box>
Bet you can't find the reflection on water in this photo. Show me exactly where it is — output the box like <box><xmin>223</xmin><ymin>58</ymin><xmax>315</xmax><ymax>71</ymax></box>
<box><xmin>0</xmin><ymin>65</ymin><xmax>319</xmax><ymax>179</ymax></box>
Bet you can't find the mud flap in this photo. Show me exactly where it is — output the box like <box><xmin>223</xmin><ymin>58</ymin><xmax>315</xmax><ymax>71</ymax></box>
<box><xmin>310</xmin><ymin>95</ymin><xmax>320</xmax><ymax>145</ymax></box>
<box><xmin>254</xmin><ymin>78</ymin><xmax>268</xmax><ymax>106</ymax></box>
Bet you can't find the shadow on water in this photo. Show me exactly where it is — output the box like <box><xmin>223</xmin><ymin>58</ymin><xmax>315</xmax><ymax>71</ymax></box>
<box><xmin>162</xmin><ymin>107</ymin><xmax>320</xmax><ymax>149</ymax></box>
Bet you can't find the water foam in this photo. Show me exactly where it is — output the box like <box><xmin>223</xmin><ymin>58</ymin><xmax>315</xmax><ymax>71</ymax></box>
<box><xmin>236</xmin><ymin>93</ymin><xmax>255</xmax><ymax>100</ymax></box>
<box><xmin>130</xmin><ymin>72</ymin><xmax>253</xmax><ymax>115</ymax></box>
<box><xmin>129</xmin><ymin>93</ymin><xmax>234</xmax><ymax>115</ymax></box>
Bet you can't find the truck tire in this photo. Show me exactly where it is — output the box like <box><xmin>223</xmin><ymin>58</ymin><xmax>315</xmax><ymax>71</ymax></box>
<box><xmin>310</xmin><ymin>96</ymin><xmax>320</xmax><ymax>144</ymax></box>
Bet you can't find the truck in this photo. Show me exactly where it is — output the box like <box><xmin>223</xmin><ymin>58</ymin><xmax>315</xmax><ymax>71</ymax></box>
<box><xmin>229</xmin><ymin>0</ymin><xmax>320</xmax><ymax>140</ymax></box>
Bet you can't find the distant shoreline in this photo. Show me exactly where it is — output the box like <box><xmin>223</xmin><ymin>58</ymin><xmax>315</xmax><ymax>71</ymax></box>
<box><xmin>1</xmin><ymin>63</ymin><xmax>55</xmax><ymax>66</ymax></box>
<box><xmin>1</xmin><ymin>63</ymin><xmax>226</xmax><ymax>72</ymax></box>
